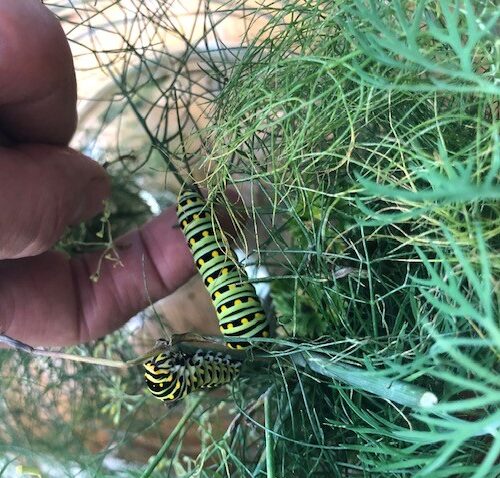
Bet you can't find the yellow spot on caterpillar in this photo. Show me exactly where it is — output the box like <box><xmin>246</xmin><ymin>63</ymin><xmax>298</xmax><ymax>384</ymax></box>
<box><xmin>202</xmin><ymin>230</ymin><xmax>209</xmax><ymax>237</ymax></box>
<box><xmin>194</xmin><ymin>214</ymin><xmax>199</xmax><ymax>219</ymax></box>
<box><xmin>241</xmin><ymin>318</ymin><xmax>249</xmax><ymax>324</ymax></box>
<box><xmin>182</xmin><ymin>220</ymin><xmax>188</xmax><ymax>227</ymax></box>
<box><xmin>198</xmin><ymin>259</ymin><xmax>205</xmax><ymax>266</ymax></box>
<box><xmin>207</xmin><ymin>277</ymin><xmax>214</xmax><ymax>283</ymax></box>
<box><xmin>214</xmin><ymin>291</ymin><xmax>221</xmax><ymax>297</ymax></box>
<box><xmin>190</xmin><ymin>238</ymin><xmax>196</xmax><ymax>245</ymax></box>
<box><xmin>229</xmin><ymin>284</ymin><xmax>236</xmax><ymax>290</ymax></box>
<box><xmin>262</xmin><ymin>331</ymin><xmax>270</xmax><ymax>337</ymax></box>
<box><xmin>227</xmin><ymin>323</ymin><xmax>234</xmax><ymax>329</ymax></box>
<box><xmin>221</xmin><ymin>268</ymin><xmax>229</xmax><ymax>275</ymax></box>
<box><xmin>236</xmin><ymin>345</ymin><xmax>244</xmax><ymax>350</ymax></box>
<box><xmin>187</xmin><ymin>199</ymin><xmax>193</xmax><ymax>204</ymax></box>
<box><xmin>255</xmin><ymin>313</ymin><xmax>264</xmax><ymax>319</ymax></box>
<box><xmin>212</xmin><ymin>250</ymin><xmax>220</xmax><ymax>258</ymax></box>
<box><xmin>219</xmin><ymin>326</ymin><xmax>225</xmax><ymax>332</ymax></box>
<box><xmin>234</xmin><ymin>299</ymin><xmax>242</xmax><ymax>305</ymax></box>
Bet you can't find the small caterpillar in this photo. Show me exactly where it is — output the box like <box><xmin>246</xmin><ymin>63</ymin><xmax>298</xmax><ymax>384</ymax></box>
<box><xmin>143</xmin><ymin>349</ymin><xmax>242</xmax><ymax>402</ymax></box>
<box><xmin>177</xmin><ymin>188</ymin><xmax>270</xmax><ymax>349</ymax></box>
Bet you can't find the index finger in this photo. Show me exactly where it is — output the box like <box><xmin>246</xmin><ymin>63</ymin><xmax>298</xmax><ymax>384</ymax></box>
<box><xmin>0</xmin><ymin>0</ymin><xmax>77</xmax><ymax>144</ymax></box>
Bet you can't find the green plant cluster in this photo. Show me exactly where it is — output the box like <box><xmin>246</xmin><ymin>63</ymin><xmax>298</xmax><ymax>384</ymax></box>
<box><xmin>205</xmin><ymin>0</ymin><xmax>499</xmax><ymax>476</ymax></box>
<box><xmin>0</xmin><ymin>1</ymin><xmax>498</xmax><ymax>477</ymax></box>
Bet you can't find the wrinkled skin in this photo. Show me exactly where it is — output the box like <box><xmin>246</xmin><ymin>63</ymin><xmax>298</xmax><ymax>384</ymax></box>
<box><xmin>0</xmin><ymin>0</ymin><xmax>195</xmax><ymax>346</ymax></box>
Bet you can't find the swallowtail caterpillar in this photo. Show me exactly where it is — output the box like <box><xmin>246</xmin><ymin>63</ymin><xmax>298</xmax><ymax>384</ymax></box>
<box><xmin>144</xmin><ymin>347</ymin><xmax>242</xmax><ymax>402</ymax></box>
<box><xmin>0</xmin><ymin>333</ymin><xmax>246</xmax><ymax>404</ymax></box>
<box><xmin>176</xmin><ymin>187</ymin><xmax>271</xmax><ymax>350</ymax></box>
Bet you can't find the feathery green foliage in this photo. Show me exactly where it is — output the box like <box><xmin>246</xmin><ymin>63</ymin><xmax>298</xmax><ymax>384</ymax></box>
<box><xmin>204</xmin><ymin>0</ymin><xmax>499</xmax><ymax>475</ymax></box>
<box><xmin>1</xmin><ymin>0</ymin><xmax>498</xmax><ymax>476</ymax></box>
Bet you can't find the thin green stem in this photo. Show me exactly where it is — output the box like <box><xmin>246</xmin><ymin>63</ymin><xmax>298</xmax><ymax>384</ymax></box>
<box><xmin>140</xmin><ymin>397</ymin><xmax>203</xmax><ymax>478</ymax></box>
<box><xmin>264</xmin><ymin>391</ymin><xmax>275</xmax><ymax>478</ymax></box>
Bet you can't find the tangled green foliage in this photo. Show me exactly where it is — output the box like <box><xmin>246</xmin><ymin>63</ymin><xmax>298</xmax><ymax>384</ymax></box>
<box><xmin>1</xmin><ymin>0</ymin><xmax>498</xmax><ymax>477</ymax></box>
<box><xmin>204</xmin><ymin>1</ymin><xmax>499</xmax><ymax>476</ymax></box>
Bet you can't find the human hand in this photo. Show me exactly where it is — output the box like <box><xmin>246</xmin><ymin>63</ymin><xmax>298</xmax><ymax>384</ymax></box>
<box><xmin>0</xmin><ymin>0</ymin><xmax>195</xmax><ymax>346</ymax></box>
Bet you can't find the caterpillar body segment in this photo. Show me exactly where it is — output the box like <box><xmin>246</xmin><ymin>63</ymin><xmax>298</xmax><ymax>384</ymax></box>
<box><xmin>177</xmin><ymin>188</ymin><xmax>270</xmax><ymax>349</ymax></box>
<box><xmin>143</xmin><ymin>349</ymin><xmax>242</xmax><ymax>402</ymax></box>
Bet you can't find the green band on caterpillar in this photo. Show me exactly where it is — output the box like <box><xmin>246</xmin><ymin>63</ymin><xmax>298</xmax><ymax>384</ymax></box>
<box><xmin>177</xmin><ymin>187</ymin><xmax>270</xmax><ymax>349</ymax></box>
<box><xmin>144</xmin><ymin>349</ymin><xmax>241</xmax><ymax>402</ymax></box>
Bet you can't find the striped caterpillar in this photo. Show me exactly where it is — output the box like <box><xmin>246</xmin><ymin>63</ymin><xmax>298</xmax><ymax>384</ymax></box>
<box><xmin>176</xmin><ymin>187</ymin><xmax>270</xmax><ymax>350</ymax></box>
<box><xmin>143</xmin><ymin>348</ymin><xmax>241</xmax><ymax>402</ymax></box>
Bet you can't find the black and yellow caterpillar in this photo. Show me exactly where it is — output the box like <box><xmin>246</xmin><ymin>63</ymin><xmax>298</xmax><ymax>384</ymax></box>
<box><xmin>176</xmin><ymin>187</ymin><xmax>270</xmax><ymax>349</ymax></box>
<box><xmin>143</xmin><ymin>348</ymin><xmax>242</xmax><ymax>402</ymax></box>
